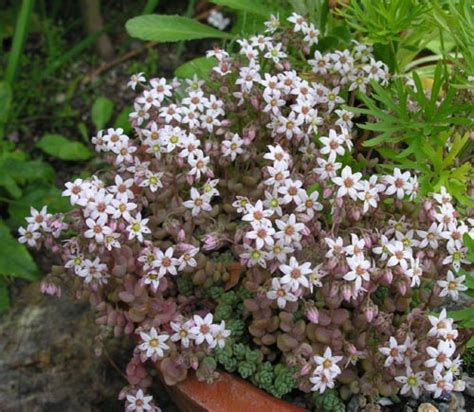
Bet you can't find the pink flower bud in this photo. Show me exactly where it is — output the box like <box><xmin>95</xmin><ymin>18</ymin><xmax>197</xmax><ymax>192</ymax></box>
<box><xmin>382</xmin><ymin>269</ymin><xmax>393</xmax><ymax>284</ymax></box>
<box><xmin>325</xmin><ymin>258</ymin><xmax>337</xmax><ymax>270</ymax></box>
<box><xmin>299</xmin><ymin>363</ymin><xmax>312</xmax><ymax>376</ymax></box>
<box><xmin>342</xmin><ymin>284</ymin><xmax>352</xmax><ymax>301</ymax></box>
<box><xmin>305</xmin><ymin>307</ymin><xmax>319</xmax><ymax>324</ymax></box>
<box><xmin>362</xmin><ymin>233</ymin><xmax>372</xmax><ymax>248</ymax></box>
<box><xmin>301</xmin><ymin>225</ymin><xmax>311</xmax><ymax>236</ymax></box>
<box><xmin>175</xmin><ymin>157</ymin><xmax>184</xmax><ymax>167</ymax></box>
<box><xmin>335</xmin><ymin>197</ymin><xmax>343</xmax><ymax>208</ymax></box>
<box><xmin>323</xmin><ymin>187</ymin><xmax>333</xmax><ymax>198</ymax></box>
<box><xmin>423</xmin><ymin>200</ymin><xmax>433</xmax><ymax>211</ymax></box>
<box><xmin>40</xmin><ymin>281</ymin><xmax>61</xmax><ymax>297</ymax></box>
<box><xmin>350</xmin><ymin>208</ymin><xmax>361</xmax><ymax>221</ymax></box>
<box><xmin>398</xmin><ymin>281</ymin><xmax>407</xmax><ymax>296</ymax></box>
<box><xmin>247</xmin><ymin>128</ymin><xmax>256</xmax><ymax>140</ymax></box>
<box><xmin>250</xmin><ymin>96</ymin><xmax>259</xmax><ymax>109</ymax></box>
<box><xmin>294</xmin><ymin>288</ymin><xmax>305</xmax><ymax>298</ymax></box>
<box><xmin>364</xmin><ymin>307</ymin><xmax>375</xmax><ymax>322</ymax></box>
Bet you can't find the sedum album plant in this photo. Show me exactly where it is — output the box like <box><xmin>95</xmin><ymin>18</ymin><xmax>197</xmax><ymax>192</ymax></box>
<box><xmin>19</xmin><ymin>13</ymin><xmax>473</xmax><ymax>411</ymax></box>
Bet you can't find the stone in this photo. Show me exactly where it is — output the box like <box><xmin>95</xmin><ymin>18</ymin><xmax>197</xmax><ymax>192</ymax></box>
<box><xmin>0</xmin><ymin>283</ymin><xmax>128</xmax><ymax>412</ymax></box>
<box><xmin>417</xmin><ymin>403</ymin><xmax>439</xmax><ymax>412</ymax></box>
<box><xmin>463</xmin><ymin>374</ymin><xmax>474</xmax><ymax>397</ymax></box>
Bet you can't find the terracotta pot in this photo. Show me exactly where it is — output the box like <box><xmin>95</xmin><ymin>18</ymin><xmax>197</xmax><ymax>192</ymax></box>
<box><xmin>155</xmin><ymin>261</ymin><xmax>307</xmax><ymax>411</ymax></box>
<box><xmin>158</xmin><ymin>370</ymin><xmax>308</xmax><ymax>412</ymax></box>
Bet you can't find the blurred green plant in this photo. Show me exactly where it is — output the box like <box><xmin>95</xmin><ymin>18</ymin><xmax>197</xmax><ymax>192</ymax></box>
<box><xmin>0</xmin><ymin>0</ymin><xmax>123</xmax><ymax>312</ymax></box>
<box><xmin>349</xmin><ymin>63</ymin><xmax>473</xmax><ymax>207</ymax></box>
<box><xmin>429</xmin><ymin>0</ymin><xmax>474</xmax><ymax>80</ymax></box>
<box><xmin>446</xmin><ymin>235</ymin><xmax>474</xmax><ymax>349</ymax></box>
<box><xmin>336</xmin><ymin>0</ymin><xmax>429</xmax><ymax>73</ymax></box>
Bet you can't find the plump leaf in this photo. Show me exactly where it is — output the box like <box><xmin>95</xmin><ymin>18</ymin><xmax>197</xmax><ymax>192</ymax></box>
<box><xmin>126</xmin><ymin>15</ymin><xmax>233</xmax><ymax>42</ymax></box>
<box><xmin>0</xmin><ymin>220</ymin><xmax>38</xmax><ymax>280</ymax></box>
<box><xmin>36</xmin><ymin>134</ymin><xmax>93</xmax><ymax>161</ymax></box>
<box><xmin>175</xmin><ymin>57</ymin><xmax>217</xmax><ymax>80</ymax></box>
<box><xmin>91</xmin><ymin>96</ymin><xmax>114</xmax><ymax>130</ymax></box>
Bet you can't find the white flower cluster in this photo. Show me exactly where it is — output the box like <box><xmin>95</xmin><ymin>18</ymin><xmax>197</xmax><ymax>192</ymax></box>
<box><xmin>310</xmin><ymin>347</ymin><xmax>343</xmax><ymax>393</ymax></box>
<box><xmin>18</xmin><ymin>206</ymin><xmax>66</xmax><ymax>247</ymax></box>
<box><xmin>138</xmin><ymin>313</ymin><xmax>230</xmax><ymax>362</ymax></box>
<box><xmin>380</xmin><ymin>308</ymin><xmax>465</xmax><ymax>398</ymax></box>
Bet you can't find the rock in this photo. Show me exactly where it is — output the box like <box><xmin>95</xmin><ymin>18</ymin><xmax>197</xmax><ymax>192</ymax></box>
<box><xmin>434</xmin><ymin>402</ymin><xmax>449</xmax><ymax>412</ymax></box>
<box><xmin>0</xmin><ymin>283</ymin><xmax>127</xmax><ymax>412</ymax></box>
<box><xmin>450</xmin><ymin>392</ymin><xmax>465</xmax><ymax>411</ymax></box>
<box><xmin>417</xmin><ymin>403</ymin><xmax>439</xmax><ymax>412</ymax></box>
<box><xmin>463</xmin><ymin>374</ymin><xmax>474</xmax><ymax>397</ymax></box>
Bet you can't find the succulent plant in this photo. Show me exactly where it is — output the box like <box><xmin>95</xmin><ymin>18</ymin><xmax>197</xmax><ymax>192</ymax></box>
<box><xmin>19</xmin><ymin>10</ymin><xmax>473</xmax><ymax>411</ymax></box>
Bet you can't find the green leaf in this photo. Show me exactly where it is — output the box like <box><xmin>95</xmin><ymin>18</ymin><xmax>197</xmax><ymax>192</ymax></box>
<box><xmin>307</xmin><ymin>183</ymin><xmax>320</xmax><ymax>195</ymax></box>
<box><xmin>0</xmin><ymin>220</ymin><xmax>38</xmax><ymax>280</ymax></box>
<box><xmin>78</xmin><ymin>122</ymin><xmax>89</xmax><ymax>143</ymax></box>
<box><xmin>442</xmin><ymin>132</ymin><xmax>470</xmax><ymax>169</ymax></box>
<box><xmin>317</xmin><ymin>35</ymin><xmax>340</xmax><ymax>52</ymax></box>
<box><xmin>467</xmin><ymin>336</ymin><xmax>474</xmax><ymax>348</ymax></box>
<box><xmin>114</xmin><ymin>106</ymin><xmax>133</xmax><ymax>134</ymax></box>
<box><xmin>0</xmin><ymin>81</ymin><xmax>12</xmax><ymax>124</ymax></box>
<box><xmin>36</xmin><ymin>134</ymin><xmax>93</xmax><ymax>161</ymax></box>
<box><xmin>0</xmin><ymin>173</ymin><xmax>21</xmax><ymax>198</ymax></box>
<box><xmin>463</xmin><ymin>233</ymin><xmax>474</xmax><ymax>263</ymax></box>
<box><xmin>125</xmin><ymin>15</ymin><xmax>233</xmax><ymax>42</ymax></box>
<box><xmin>0</xmin><ymin>279</ymin><xmax>10</xmax><ymax>313</ymax></box>
<box><xmin>7</xmin><ymin>183</ymin><xmax>71</xmax><ymax>228</ymax></box>
<box><xmin>91</xmin><ymin>96</ymin><xmax>114</xmax><ymax>130</ymax></box>
<box><xmin>175</xmin><ymin>56</ymin><xmax>217</xmax><ymax>80</ymax></box>
<box><xmin>210</xmin><ymin>0</ymin><xmax>274</xmax><ymax>17</ymax></box>
<box><xmin>448</xmin><ymin>306</ymin><xmax>474</xmax><ymax>322</ymax></box>
<box><xmin>0</xmin><ymin>157</ymin><xmax>55</xmax><ymax>183</ymax></box>
<box><xmin>231</xmin><ymin>11</ymin><xmax>266</xmax><ymax>35</ymax></box>
<box><xmin>331</xmin><ymin>25</ymin><xmax>352</xmax><ymax>45</ymax></box>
